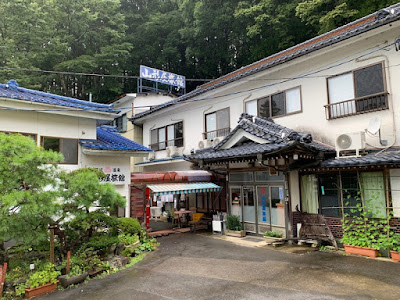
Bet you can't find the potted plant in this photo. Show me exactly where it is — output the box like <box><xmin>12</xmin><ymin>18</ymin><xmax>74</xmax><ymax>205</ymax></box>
<box><xmin>341</xmin><ymin>200</ymin><xmax>390</xmax><ymax>258</ymax></box>
<box><xmin>264</xmin><ymin>231</ymin><xmax>283</xmax><ymax>244</ymax></box>
<box><xmin>225</xmin><ymin>215</ymin><xmax>245</xmax><ymax>237</ymax></box>
<box><xmin>16</xmin><ymin>263</ymin><xmax>60</xmax><ymax>299</ymax></box>
<box><xmin>386</xmin><ymin>233</ymin><xmax>400</xmax><ymax>262</ymax></box>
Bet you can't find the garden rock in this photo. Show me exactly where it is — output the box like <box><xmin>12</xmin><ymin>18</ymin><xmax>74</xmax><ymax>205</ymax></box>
<box><xmin>114</xmin><ymin>243</ymin><xmax>125</xmax><ymax>255</ymax></box>
<box><xmin>107</xmin><ymin>256</ymin><xmax>130</xmax><ymax>270</ymax></box>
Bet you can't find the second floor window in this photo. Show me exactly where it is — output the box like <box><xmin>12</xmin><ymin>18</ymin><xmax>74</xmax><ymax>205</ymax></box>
<box><xmin>114</xmin><ymin>114</ymin><xmax>127</xmax><ymax>132</ymax></box>
<box><xmin>245</xmin><ymin>87</ymin><xmax>302</xmax><ymax>118</ymax></box>
<box><xmin>150</xmin><ymin>122</ymin><xmax>183</xmax><ymax>151</ymax></box>
<box><xmin>326</xmin><ymin>62</ymin><xmax>387</xmax><ymax>119</ymax></box>
<box><xmin>204</xmin><ymin>108</ymin><xmax>230</xmax><ymax>140</ymax></box>
<box><xmin>41</xmin><ymin>137</ymin><xmax>78</xmax><ymax>164</ymax></box>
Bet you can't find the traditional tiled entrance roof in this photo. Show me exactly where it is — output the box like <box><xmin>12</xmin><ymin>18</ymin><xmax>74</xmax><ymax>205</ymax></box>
<box><xmin>80</xmin><ymin>126</ymin><xmax>152</xmax><ymax>152</ymax></box>
<box><xmin>185</xmin><ymin>114</ymin><xmax>334</xmax><ymax>162</ymax></box>
<box><xmin>318</xmin><ymin>148</ymin><xmax>400</xmax><ymax>169</ymax></box>
<box><xmin>132</xmin><ymin>3</ymin><xmax>400</xmax><ymax>121</ymax></box>
<box><xmin>0</xmin><ymin>80</ymin><xmax>118</xmax><ymax>113</ymax></box>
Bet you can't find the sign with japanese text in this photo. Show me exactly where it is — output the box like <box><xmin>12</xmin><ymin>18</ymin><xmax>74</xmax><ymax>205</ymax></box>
<box><xmin>140</xmin><ymin>65</ymin><xmax>185</xmax><ymax>89</ymax></box>
<box><xmin>95</xmin><ymin>166</ymin><xmax>126</xmax><ymax>185</ymax></box>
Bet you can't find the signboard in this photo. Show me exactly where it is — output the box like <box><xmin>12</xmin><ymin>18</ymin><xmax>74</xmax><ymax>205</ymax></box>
<box><xmin>95</xmin><ymin>166</ymin><xmax>126</xmax><ymax>185</ymax></box>
<box><xmin>140</xmin><ymin>65</ymin><xmax>185</xmax><ymax>89</ymax></box>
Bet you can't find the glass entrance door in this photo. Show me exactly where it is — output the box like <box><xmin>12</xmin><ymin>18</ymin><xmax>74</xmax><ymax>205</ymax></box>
<box><xmin>256</xmin><ymin>185</ymin><xmax>286</xmax><ymax>233</ymax></box>
<box><xmin>243</xmin><ymin>186</ymin><xmax>256</xmax><ymax>232</ymax></box>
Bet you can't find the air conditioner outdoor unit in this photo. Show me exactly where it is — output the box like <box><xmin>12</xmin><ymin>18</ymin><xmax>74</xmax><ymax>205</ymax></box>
<box><xmin>166</xmin><ymin>146</ymin><xmax>181</xmax><ymax>157</ymax></box>
<box><xmin>150</xmin><ymin>206</ymin><xmax>162</xmax><ymax>218</ymax></box>
<box><xmin>212</xmin><ymin>137</ymin><xmax>222</xmax><ymax>146</ymax></box>
<box><xmin>335</xmin><ymin>131</ymin><xmax>366</xmax><ymax>158</ymax></box>
<box><xmin>198</xmin><ymin>139</ymin><xmax>212</xmax><ymax>149</ymax></box>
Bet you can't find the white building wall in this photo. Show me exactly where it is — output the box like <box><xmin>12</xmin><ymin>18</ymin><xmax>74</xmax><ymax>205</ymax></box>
<box><xmin>138</xmin><ymin>20</ymin><xmax>400</xmax><ymax>209</ymax></box>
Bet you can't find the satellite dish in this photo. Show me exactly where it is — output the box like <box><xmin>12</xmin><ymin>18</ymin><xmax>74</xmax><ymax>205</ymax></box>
<box><xmin>367</xmin><ymin>116</ymin><xmax>381</xmax><ymax>135</ymax></box>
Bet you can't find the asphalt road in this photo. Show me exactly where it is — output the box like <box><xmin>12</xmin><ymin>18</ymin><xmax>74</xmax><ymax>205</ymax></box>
<box><xmin>41</xmin><ymin>234</ymin><xmax>400</xmax><ymax>300</ymax></box>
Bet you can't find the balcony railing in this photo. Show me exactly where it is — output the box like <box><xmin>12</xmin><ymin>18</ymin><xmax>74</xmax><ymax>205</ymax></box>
<box><xmin>203</xmin><ymin>127</ymin><xmax>230</xmax><ymax>140</ymax></box>
<box><xmin>149</xmin><ymin>137</ymin><xmax>183</xmax><ymax>151</ymax></box>
<box><xmin>324</xmin><ymin>92</ymin><xmax>388</xmax><ymax>120</ymax></box>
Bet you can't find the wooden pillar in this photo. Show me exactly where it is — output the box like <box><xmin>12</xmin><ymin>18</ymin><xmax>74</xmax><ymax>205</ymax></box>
<box><xmin>50</xmin><ymin>228</ymin><xmax>55</xmax><ymax>265</ymax></box>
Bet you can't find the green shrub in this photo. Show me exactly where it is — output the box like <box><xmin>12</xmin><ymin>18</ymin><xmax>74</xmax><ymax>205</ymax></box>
<box><xmin>116</xmin><ymin>218</ymin><xmax>141</xmax><ymax>235</ymax></box>
<box><xmin>264</xmin><ymin>231</ymin><xmax>283</xmax><ymax>238</ymax></box>
<box><xmin>226</xmin><ymin>215</ymin><xmax>242</xmax><ymax>231</ymax></box>
<box><xmin>87</xmin><ymin>235</ymin><xmax>119</xmax><ymax>251</ymax></box>
<box><xmin>121</xmin><ymin>247</ymin><xmax>135</xmax><ymax>257</ymax></box>
<box><xmin>118</xmin><ymin>233</ymin><xmax>138</xmax><ymax>245</ymax></box>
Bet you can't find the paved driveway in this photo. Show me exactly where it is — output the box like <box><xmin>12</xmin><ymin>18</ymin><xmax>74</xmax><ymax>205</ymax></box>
<box><xmin>41</xmin><ymin>234</ymin><xmax>400</xmax><ymax>300</ymax></box>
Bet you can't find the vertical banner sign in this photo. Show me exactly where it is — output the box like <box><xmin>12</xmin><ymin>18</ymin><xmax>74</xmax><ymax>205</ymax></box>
<box><xmin>140</xmin><ymin>65</ymin><xmax>186</xmax><ymax>89</ymax></box>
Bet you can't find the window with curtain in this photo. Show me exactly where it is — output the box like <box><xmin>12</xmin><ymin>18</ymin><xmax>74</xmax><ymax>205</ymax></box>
<box><xmin>300</xmin><ymin>175</ymin><xmax>318</xmax><ymax>214</ymax></box>
<box><xmin>150</xmin><ymin>122</ymin><xmax>184</xmax><ymax>150</ymax></box>
<box><xmin>41</xmin><ymin>137</ymin><xmax>78</xmax><ymax>164</ymax></box>
<box><xmin>360</xmin><ymin>171</ymin><xmax>386</xmax><ymax>218</ymax></box>
<box><xmin>244</xmin><ymin>87</ymin><xmax>301</xmax><ymax>118</ymax></box>
<box><xmin>303</xmin><ymin>171</ymin><xmax>388</xmax><ymax>218</ymax></box>
<box><xmin>327</xmin><ymin>62</ymin><xmax>387</xmax><ymax>118</ymax></box>
<box><xmin>205</xmin><ymin>108</ymin><xmax>230</xmax><ymax>140</ymax></box>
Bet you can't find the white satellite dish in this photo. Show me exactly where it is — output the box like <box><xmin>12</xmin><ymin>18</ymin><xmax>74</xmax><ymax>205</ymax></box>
<box><xmin>367</xmin><ymin>116</ymin><xmax>382</xmax><ymax>135</ymax></box>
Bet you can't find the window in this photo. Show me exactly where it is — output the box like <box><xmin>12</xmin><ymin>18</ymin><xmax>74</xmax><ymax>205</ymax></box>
<box><xmin>150</xmin><ymin>122</ymin><xmax>183</xmax><ymax>151</ymax></box>
<box><xmin>245</xmin><ymin>87</ymin><xmax>301</xmax><ymax>118</ymax></box>
<box><xmin>300</xmin><ymin>171</ymin><xmax>387</xmax><ymax>218</ymax></box>
<box><xmin>204</xmin><ymin>108</ymin><xmax>229</xmax><ymax>140</ymax></box>
<box><xmin>41</xmin><ymin>137</ymin><xmax>78</xmax><ymax>164</ymax></box>
<box><xmin>326</xmin><ymin>62</ymin><xmax>387</xmax><ymax>119</ymax></box>
<box><xmin>114</xmin><ymin>114</ymin><xmax>127</xmax><ymax>132</ymax></box>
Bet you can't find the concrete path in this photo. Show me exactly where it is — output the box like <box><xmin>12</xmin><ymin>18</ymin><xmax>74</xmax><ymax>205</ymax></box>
<box><xmin>40</xmin><ymin>234</ymin><xmax>400</xmax><ymax>300</ymax></box>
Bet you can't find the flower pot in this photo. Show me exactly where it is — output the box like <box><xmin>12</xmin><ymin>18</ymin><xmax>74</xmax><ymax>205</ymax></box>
<box><xmin>225</xmin><ymin>230</ymin><xmax>246</xmax><ymax>237</ymax></box>
<box><xmin>390</xmin><ymin>250</ymin><xmax>400</xmax><ymax>262</ymax></box>
<box><xmin>344</xmin><ymin>245</ymin><xmax>378</xmax><ymax>258</ymax></box>
<box><xmin>58</xmin><ymin>272</ymin><xmax>88</xmax><ymax>288</ymax></box>
<box><xmin>25</xmin><ymin>281</ymin><xmax>58</xmax><ymax>299</ymax></box>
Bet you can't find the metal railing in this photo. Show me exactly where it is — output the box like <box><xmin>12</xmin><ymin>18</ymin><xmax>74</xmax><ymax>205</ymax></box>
<box><xmin>324</xmin><ymin>92</ymin><xmax>388</xmax><ymax>120</ymax></box>
<box><xmin>149</xmin><ymin>137</ymin><xmax>183</xmax><ymax>151</ymax></box>
<box><xmin>203</xmin><ymin>127</ymin><xmax>230</xmax><ymax>140</ymax></box>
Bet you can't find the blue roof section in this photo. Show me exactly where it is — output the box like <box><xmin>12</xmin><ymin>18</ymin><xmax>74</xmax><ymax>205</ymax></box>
<box><xmin>0</xmin><ymin>80</ymin><xmax>118</xmax><ymax>113</ymax></box>
<box><xmin>80</xmin><ymin>126</ymin><xmax>152</xmax><ymax>152</ymax></box>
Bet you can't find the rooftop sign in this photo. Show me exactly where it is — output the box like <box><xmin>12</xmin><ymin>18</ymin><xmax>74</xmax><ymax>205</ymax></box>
<box><xmin>140</xmin><ymin>65</ymin><xmax>185</xmax><ymax>89</ymax></box>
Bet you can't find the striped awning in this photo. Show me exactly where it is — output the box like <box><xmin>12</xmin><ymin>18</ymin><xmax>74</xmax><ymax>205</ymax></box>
<box><xmin>147</xmin><ymin>182</ymin><xmax>222</xmax><ymax>196</ymax></box>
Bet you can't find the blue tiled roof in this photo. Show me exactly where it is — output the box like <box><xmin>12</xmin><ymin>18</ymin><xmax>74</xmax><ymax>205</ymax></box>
<box><xmin>0</xmin><ymin>80</ymin><xmax>118</xmax><ymax>113</ymax></box>
<box><xmin>80</xmin><ymin>126</ymin><xmax>152</xmax><ymax>152</ymax></box>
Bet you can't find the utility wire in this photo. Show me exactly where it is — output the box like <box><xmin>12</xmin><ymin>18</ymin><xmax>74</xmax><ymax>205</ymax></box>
<box><xmin>0</xmin><ymin>42</ymin><xmax>396</xmax><ymax>113</ymax></box>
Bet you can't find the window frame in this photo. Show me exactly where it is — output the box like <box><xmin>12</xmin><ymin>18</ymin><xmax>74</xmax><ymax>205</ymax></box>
<box><xmin>204</xmin><ymin>108</ymin><xmax>230</xmax><ymax>140</ymax></box>
<box><xmin>40</xmin><ymin>136</ymin><xmax>79</xmax><ymax>165</ymax></box>
<box><xmin>114</xmin><ymin>114</ymin><xmax>127</xmax><ymax>132</ymax></box>
<box><xmin>244</xmin><ymin>86</ymin><xmax>302</xmax><ymax>119</ymax></box>
<box><xmin>149</xmin><ymin>121</ymin><xmax>184</xmax><ymax>151</ymax></box>
<box><xmin>326</xmin><ymin>61</ymin><xmax>388</xmax><ymax>119</ymax></box>
<box><xmin>300</xmin><ymin>170</ymin><xmax>389</xmax><ymax>218</ymax></box>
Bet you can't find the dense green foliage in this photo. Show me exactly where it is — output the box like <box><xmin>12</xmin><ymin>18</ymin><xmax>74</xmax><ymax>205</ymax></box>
<box><xmin>226</xmin><ymin>215</ymin><xmax>242</xmax><ymax>231</ymax></box>
<box><xmin>0</xmin><ymin>0</ymin><xmax>396</xmax><ymax>102</ymax></box>
<box><xmin>0</xmin><ymin>133</ymin><xmax>126</xmax><ymax>259</ymax></box>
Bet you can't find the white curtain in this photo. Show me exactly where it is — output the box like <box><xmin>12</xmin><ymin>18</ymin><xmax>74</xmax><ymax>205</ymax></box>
<box><xmin>328</xmin><ymin>73</ymin><xmax>356</xmax><ymax>117</ymax></box>
<box><xmin>360</xmin><ymin>171</ymin><xmax>386</xmax><ymax>218</ymax></box>
<box><xmin>301</xmin><ymin>175</ymin><xmax>319</xmax><ymax>214</ymax></box>
<box><xmin>245</xmin><ymin>100</ymin><xmax>258</xmax><ymax>116</ymax></box>
<box><xmin>285</xmin><ymin>87</ymin><xmax>301</xmax><ymax>113</ymax></box>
